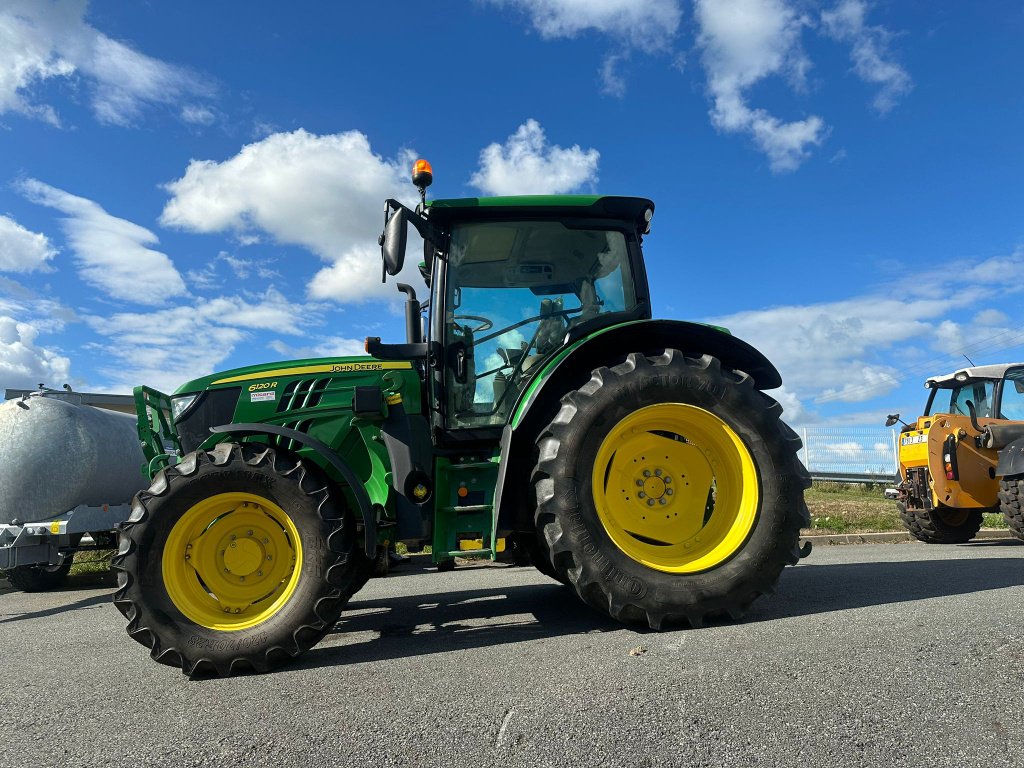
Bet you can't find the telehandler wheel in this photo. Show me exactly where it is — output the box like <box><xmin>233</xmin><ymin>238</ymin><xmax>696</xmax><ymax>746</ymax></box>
<box><xmin>997</xmin><ymin>477</ymin><xmax>1024</xmax><ymax>542</ymax></box>
<box><xmin>897</xmin><ymin>502</ymin><xmax>983</xmax><ymax>544</ymax></box>
<box><xmin>533</xmin><ymin>351</ymin><xmax>809</xmax><ymax>630</ymax></box>
<box><xmin>113</xmin><ymin>443</ymin><xmax>363</xmax><ymax>677</ymax></box>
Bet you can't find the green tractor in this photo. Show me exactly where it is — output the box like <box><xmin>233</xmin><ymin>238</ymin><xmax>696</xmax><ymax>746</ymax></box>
<box><xmin>114</xmin><ymin>160</ymin><xmax>810</xmax><ymax>676</ymax></box>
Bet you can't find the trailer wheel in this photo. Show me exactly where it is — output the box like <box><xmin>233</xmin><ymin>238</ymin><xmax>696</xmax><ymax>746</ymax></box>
<box><xmin>997</xmin><ymin>477</ymin><xmax>1024</xmax><ymax>542</ymax></box>
<box><xmin>897</xmin><ymin>502</ymin><xmax>983</xmax><ymax>544</ymax></box>
<box><xmin>533</xmin><ymin>351</ymin><xmax>809</xmax><ymax>629</ymax></box>
<box><xmin>5</xmin><ymin>558</ymin><xmax>73</xmax><ymax>592</ymax></box>
<box><xmin>113</xmin><ymin>442</ymin><xmax>362</xmax><ymax>677</ymax></box>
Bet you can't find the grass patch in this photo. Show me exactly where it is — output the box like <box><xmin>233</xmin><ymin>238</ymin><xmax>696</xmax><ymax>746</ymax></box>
<box><xmin>69</xmin><ymin>549</ymin><xmax>115</xmax><ymax>576</ymax></box>
<box><xmin>804</xmin><ymin>481</ymin><xmax>1009</xmax><ymax>534</ymax></box>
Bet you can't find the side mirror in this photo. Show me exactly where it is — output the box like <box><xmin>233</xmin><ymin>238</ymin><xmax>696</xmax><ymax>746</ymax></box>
<box><xmin>884</xmin><ymin>414</ymin><xmax>900</xmax><ymax>427</ymax></box>
<box><xmin>381</xmin><ymin>202</ymin><xmax>408</xmax><ymax>278</ymax></box>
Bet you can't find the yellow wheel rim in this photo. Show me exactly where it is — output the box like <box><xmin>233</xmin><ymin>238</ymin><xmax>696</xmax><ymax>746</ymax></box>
<box><xmin>162</xmin><ymin>492</ymin><xmax>303</xmax><ymax>631</ymax></box>
<box><xmin>591</xmin><ymin>403</ymin><xmax>759</xmax><ymax>573</ymax></box>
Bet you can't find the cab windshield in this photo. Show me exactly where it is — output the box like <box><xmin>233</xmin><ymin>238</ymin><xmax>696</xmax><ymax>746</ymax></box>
<box><xmin>443</xmin><ymin>220</ymin><xmax>638</xmax><ymax>428</ymax></box>
<box><xmin>928</xmin><ymin>379</ymin><xmax>997</xmax><ymax>418</ymax></box>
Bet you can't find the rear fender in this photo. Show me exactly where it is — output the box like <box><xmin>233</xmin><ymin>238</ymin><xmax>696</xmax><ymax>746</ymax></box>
<box><xmin>494</xmin><ymin>319</ymin><xmax>781</xmax><ymax>531</ymax></box>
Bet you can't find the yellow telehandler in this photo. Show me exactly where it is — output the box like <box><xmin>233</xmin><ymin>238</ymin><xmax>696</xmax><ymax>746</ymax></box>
<box><xmin>887</xmin><ymin>363</ymin><xmax>1024</xmax><ymax>543</ymax></box>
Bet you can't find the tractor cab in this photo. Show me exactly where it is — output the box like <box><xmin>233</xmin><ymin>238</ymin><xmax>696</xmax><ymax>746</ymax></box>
<box><xmin>374</xmin><ymin>160</ymin><xmax>654</xmax><ymax>439</ymax></box>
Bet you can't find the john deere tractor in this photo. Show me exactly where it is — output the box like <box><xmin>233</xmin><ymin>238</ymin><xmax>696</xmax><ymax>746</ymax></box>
<box><xmin>888</xmin><ymin>363</ymin><xmax>1024</xmax><ymax>543</ymax></box>
<box><xmin>114</xmin><ymin>160</ymin><xmax>810</xmax><ymax>676</ymax></box>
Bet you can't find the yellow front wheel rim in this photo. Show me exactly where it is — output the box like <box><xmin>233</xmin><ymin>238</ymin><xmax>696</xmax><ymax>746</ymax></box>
<box><xmin>162</xmin><ymin>492</ymin><xmax>303</xmax><ymax>631</ymax></box>
<box><xmin>591</xmin><ymin>403</ymin><xmax>759</xmax><ymax>573</ymax></box>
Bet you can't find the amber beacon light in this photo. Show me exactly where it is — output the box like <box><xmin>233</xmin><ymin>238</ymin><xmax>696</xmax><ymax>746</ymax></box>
<box><xmin>412</xmin><ymin>159</ymin><xmax>433</xmax><ymax>189</ymax></box>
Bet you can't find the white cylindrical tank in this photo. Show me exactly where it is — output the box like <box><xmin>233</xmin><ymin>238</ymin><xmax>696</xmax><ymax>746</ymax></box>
<box><xmin>0</xmin><ymin>394</ymin><xmax>147</xmax><ymax>525</ymax></box>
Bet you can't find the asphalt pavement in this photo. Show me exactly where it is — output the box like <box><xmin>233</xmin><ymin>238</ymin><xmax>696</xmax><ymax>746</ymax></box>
<box><xmin>1</xmin><ymin>541</ymin><xmax>1023</xmax><ymax>768</ymax></box>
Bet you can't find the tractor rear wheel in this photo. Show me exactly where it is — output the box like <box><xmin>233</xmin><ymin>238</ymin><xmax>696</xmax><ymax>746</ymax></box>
<box><xmin>997</xmin><ymin>477</ymin><xmax>1024</xmax><ymax>542</ymax></box>
<box><xmin>897</xmin><ymin>501</ymin><xmax>983</xmax><ymax>544</ymax></box>
<box><xmin>532</xmin><ymin>351</ymin><xmax>809</xmax><ymax>629</ymax></box>
<box><xmin>113</xmin><ymin>442</ymin><xmax>363</xmax><ymax>677</ymax></box>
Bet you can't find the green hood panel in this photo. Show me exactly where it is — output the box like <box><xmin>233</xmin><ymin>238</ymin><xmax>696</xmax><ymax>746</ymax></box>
<box><xmin>172</xmin><ymin>356</ymin><xmax>414</xmax><ymax>395</ymax></box>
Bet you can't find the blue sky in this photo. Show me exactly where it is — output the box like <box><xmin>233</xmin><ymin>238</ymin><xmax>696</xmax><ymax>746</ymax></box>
<box><xmin>0</xmin><ymin>0</ymin><xmax>1022</xmax><ymax>430</ymax></box>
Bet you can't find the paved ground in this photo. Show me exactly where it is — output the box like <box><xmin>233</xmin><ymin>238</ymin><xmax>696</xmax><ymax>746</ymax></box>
<box><xmin>2</xmin><ymin>541</ymin><xmax>1023</xmax><ymax>768</ymax></box>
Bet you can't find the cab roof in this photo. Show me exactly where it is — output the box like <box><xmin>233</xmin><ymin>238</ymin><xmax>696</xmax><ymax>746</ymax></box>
<box><xmin>926</xmin><ymin>363</ymin><xmax>1024</xmax><ymax>388</ymax></box>
<box><xmin>425</xmin><ymin>195</ymin><xmax>655</xmax><ymax>232</ymax></box>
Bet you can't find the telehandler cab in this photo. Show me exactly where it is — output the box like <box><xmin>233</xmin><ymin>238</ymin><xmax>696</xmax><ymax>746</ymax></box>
<box><xmin>115</xmin><ymin>160</ymin><xmax>810</xmax><ymax>676</ymax></box>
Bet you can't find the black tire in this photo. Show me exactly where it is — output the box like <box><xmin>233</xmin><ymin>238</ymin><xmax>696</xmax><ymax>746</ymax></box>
<box><xmin>511</xmin><ymin>531</ymin><xmax>569</xmax><ymax>585</ymax></box>
<box><xmin>997</xmin><ymin>477</ymin><xmax>1024</xmax><ymax>542</ymax></box>
<box><xmin>532</xmin><ymin>351</ymin><xmax>809</xmax><ymax>630</ymax></box>
<box><xmin>897</xmin><ymin>501</ymin><xmax>984</xmax><ymax>544</ymax></box>
<box><xmin>112</xmin><ymin>443</ymin><xmax>364</xmax><ymax>677</ymax></box>
<box><xmin>436</xmin><ymin>558</ymin><xmax>456</xmax><ymax>572</ymax></box>
<box><xmin>5</xmin><ymin>558</ymin><xmax>73</xmax><ymax>592</ymax></box>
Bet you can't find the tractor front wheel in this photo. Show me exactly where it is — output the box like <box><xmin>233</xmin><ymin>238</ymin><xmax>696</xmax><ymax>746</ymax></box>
<box><xmin>897</xmin><ymin>502</ymin><xmax>983</xmax><ymax>544</ymax></box>
<box><xmin>113</xmin><ymin>442</ymin><xmax>363</xmax><ymax>677</ymax></box>
<box><xmin>532</xmin><ymin>350</ymin><xmax>809</xmax><ymax>629</ymax></box>
<box><xmin>997</xmin><ymin>477</ymin><xmax>1024</xmax><ymax>542</ymax></box>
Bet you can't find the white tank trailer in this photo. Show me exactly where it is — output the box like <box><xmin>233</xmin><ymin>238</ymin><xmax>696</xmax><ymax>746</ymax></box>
<box><xmin>0</xmin><ymin>389</ymin><xmax>146</xmax><ymax>591</ymax></box>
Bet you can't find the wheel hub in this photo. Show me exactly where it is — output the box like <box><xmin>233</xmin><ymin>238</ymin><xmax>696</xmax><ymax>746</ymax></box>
<box><xmin>162</xmin><ymin>492</ymin><xmax>302</xmax><ymax>631</ymax></box>
<box><xmin>592</xmin><ymin>403</ymin><xmax>759</xmax><ymax>573</ymax></box>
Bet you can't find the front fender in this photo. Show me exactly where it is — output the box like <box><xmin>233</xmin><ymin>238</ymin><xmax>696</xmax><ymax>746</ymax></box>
<box><xmin>997</xmin><ymin>437</ymin><xmax>1024</xmax><ymax>478</ymax></box>
<box><xmin>207</xmin><ymin>423</ymin><xmax>378</xmax><ymax>557</ymax></box>
<box><xmin>495</xmin><ymin>318</ymin><xmax>783</xmax><ymax>531</ymax></box>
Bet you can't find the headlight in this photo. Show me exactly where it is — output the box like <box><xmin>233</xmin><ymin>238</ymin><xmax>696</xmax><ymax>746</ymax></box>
<box><xmin>171</xmin><ymin>394</ymin><xmax>199</xmax><ymax>421</ymax></box>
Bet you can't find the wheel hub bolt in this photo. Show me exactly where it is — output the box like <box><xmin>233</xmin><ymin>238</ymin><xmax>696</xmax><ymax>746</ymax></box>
<box><xmin>659</xmin><ymin>498</ymin><xmax>667</xmax><ymax>506</ymax></box>
<box><xmin>635</xmin><ymin>480</ymin><xmax>644</xmax><ymax>487</ymax></box>
<box><xmin>666</xmin><ymin>489</ymin><xmax>674</xmax><ymax>496</ymax></box>
<box><xmin>231</xmin><ymin>535</ymin><xmax>237</xmax><ymax>540</ymax></box>
<box><xmin>247</xmin><ymin>530</ymin><xmax>253</xmax><ymax>536</ymax></box>
<box><xmin>654</xmin><ymin>469</ymin><xmax>662</xmax><ymax>476</ymax></box>
<box><xmin>638</xmin><ymin>492</ymin><xmax>646</xmax><ymax>499</ymax></box>
<box><xmin>263</xmin><ymin>538</ymin><xmax>269</xmax><ymax>544</ymax></box>
<box><xmin>664</xmin><ymin>477</ymin><xmax>671</xmax><ymax>484</ymax></box>
<box><xmin>643</xmin><ymin>469</ymin><xmax>652</xmax><ymax>477</ymax></box>
<box><xmin>267</xmin><ymin>555</ymin><xmax>273</xmax><ymax>561</ymax></box>
<box><xmin>230</xmin><ymin>542</ymin><xmax>236</xmax><ymax>548</ymax></box>
<box><xmin>647</xmin><ymin>499</ymin><xmax>655</xmax><ymax>507</ymax></box>
<box><xmin>184</xmin><ymin>554</ymin><xmax>191</xmax><ymax>561</ymax></box>
<box><xmin>257</xmin><ymin>570</ymin><xmax>263</xmax><ymax>577</ymax></box>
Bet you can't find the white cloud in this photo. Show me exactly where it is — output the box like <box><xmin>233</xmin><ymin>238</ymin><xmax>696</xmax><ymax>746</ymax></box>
<box><xmin>695</xmin><ymin>0</ymin><xmax>825</xmax><ymax>172</ymax></box>
<box><xmin>0</xmin><ymin>215</ymin><xmax>57</xmax><ymax>272</ymax></box>
<box><xmin>19</xmin><ymin>179</ymin><xmax>187</xmax><ymax>305</ymax></box>
<box><xmin>268</xmin><ymin>336</ymin><xmax>365</xmax><ymax>360</ymax></box>
<box><xmin>708</xmin><ymin>247</ymin><xmax>1024</xmax><ymax>422</ymax></box>
<box><xmin>0</xmin><ymin>315</ymin><xmax>71</xmax><ymax>391</ymax></box>
<box><xmin>600</xmin><ymin>54</ymin><xmax>628</xmax><ymax>98</ymax></box>
<box><xmin>821</xmin><ymin>0</ymin><xmax>912</xmax><ymax>113</ymax></box>
<box><xmin>160</xmin><ymin>128</ymin><xmax>424</xmax><ymax>304</ymax></box>
<box><xmin>486</xmin><ymin>0</ymin><xmax>682</xmax><ymax>52</ymax></box>
<box><xmin>84</xmin><ymin>288</ymin><xmax>319</xmax><ymax>391</ymax></box>
<box><xmin>469</xmin><ymin>119</ymin><xmax>600</xmax><ymax>196</ymax></box>
<box><xmin>180</xmin><ymin>104</ymin><xmax>216</xmax><ymax>126</ymax></box>
<box><xmin>0</xmin><ymin>0</ymin><xmax>213</xmax><ymax>127</ymax></box>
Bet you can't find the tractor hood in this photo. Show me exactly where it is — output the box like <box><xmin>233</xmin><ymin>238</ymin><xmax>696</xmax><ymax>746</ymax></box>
<box><xmin>173</xmin><ymin>356</ymin><xmax>413</xmax><ymax>395</ymax></box>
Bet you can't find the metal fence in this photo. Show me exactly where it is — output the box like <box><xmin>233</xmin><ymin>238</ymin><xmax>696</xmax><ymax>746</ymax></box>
<box><xmin>799</xmin><ymin>426</ymin><xmax>899</xmax><ymax>483</ymax></box>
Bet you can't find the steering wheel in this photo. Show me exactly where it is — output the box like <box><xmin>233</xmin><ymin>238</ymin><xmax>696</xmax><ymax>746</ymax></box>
<box><xmin>453</xmin><ymin>314</ymin><xmax>493</xmax><ymax>333</ymax></box>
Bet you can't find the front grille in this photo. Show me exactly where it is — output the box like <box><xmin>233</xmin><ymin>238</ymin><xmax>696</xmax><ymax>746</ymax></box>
<box><xmin>276</xmin><ymin>378</ymin><xmax>331</xmax><ymax>413</ymax></box>
<box><xmin>176</xmin><ymin>387</ymin><xmax>241</xmax><ymax>454</ymax></box>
